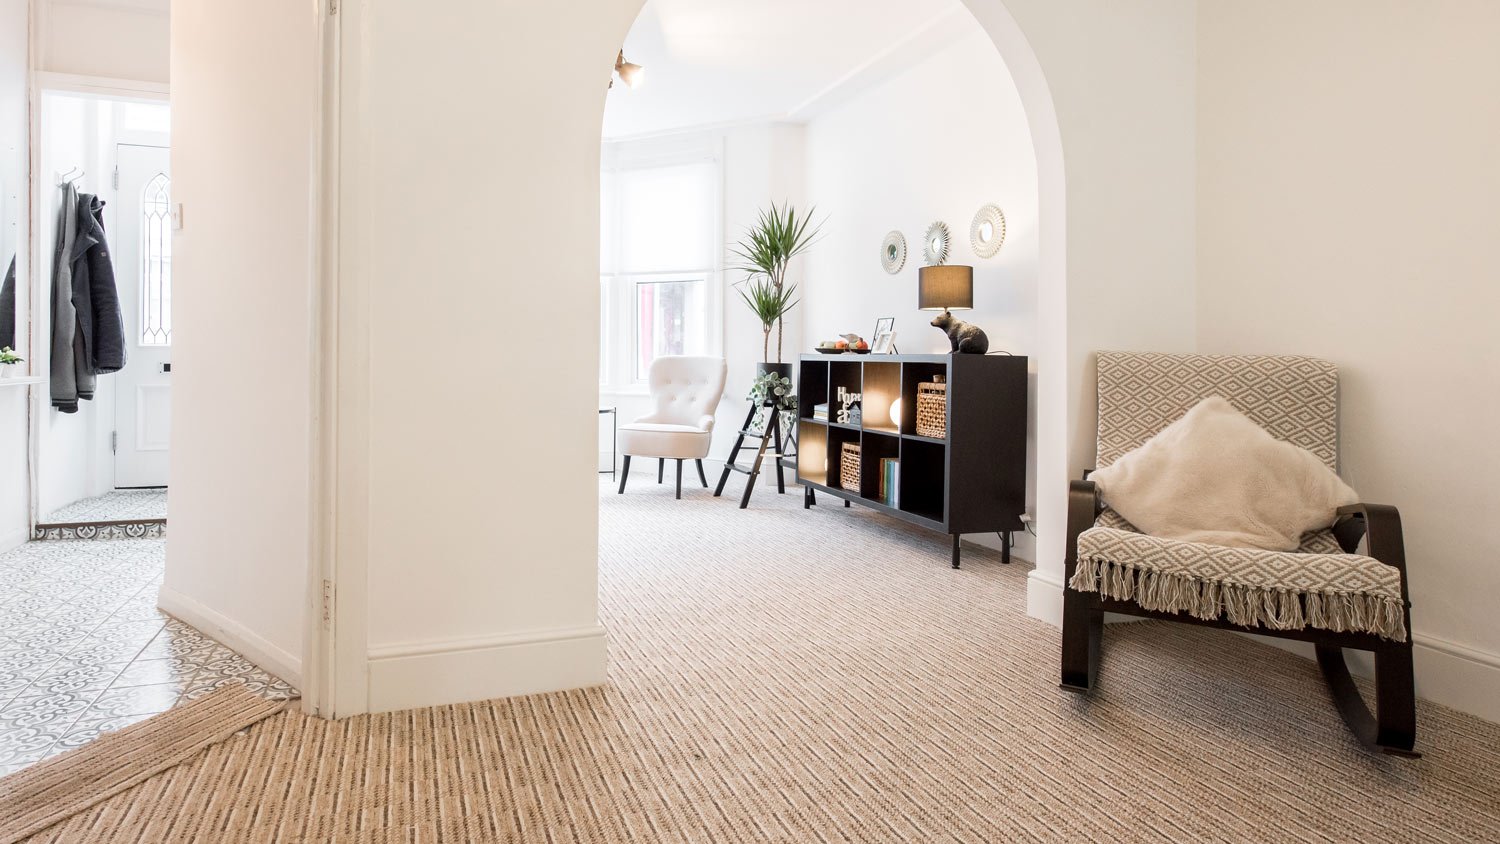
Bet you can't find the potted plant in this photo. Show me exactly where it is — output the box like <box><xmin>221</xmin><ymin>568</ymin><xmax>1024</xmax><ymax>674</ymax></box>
<box><xmin>746</xmin><ymin>369</ymin><xmax>796</xmax><ymax>435</ymax></box>
<box><xmin>730</xmin><ymin>202</ymin><xmax>823</xmax><ymax>378</ymax></box>
<box><xmin>0</xmin><ymin>346</ymin><xmax>21</xmax><ymax>378</ymax></box>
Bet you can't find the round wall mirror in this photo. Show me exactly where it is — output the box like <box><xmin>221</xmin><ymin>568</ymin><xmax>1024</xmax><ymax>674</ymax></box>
<box><xmin>922</xmin><ymin>221</ymin><xmax>949</xmax><ymax>266</ymax></box>
<box><xmin>880</xmin><ymin>230</ymin><xmax>906</xmax><ymax>274</ymax></box>
<box><xmin>969</xmin><ymin>204</ymin><xmax>1006</xmax><ymax>259</ymax></box>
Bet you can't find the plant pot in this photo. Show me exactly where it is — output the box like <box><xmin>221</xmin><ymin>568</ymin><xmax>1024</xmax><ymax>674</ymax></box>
<box><xmin>0</xmin><ymin>365</ymin><xmax>17</xmax><ymax>379</ymax></box>
<box><xmin>756</xmin><ymin>362</ymin><xmax>793</xmax><ymax>379</ymax></box>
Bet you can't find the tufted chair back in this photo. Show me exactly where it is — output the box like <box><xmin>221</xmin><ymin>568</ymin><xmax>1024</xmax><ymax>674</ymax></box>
<box><xmin>645</xmin><ymin>356</ymin><xmax>726</xmax><ymax>430</ymax></box>
<box><xmin>1095</xmin><ymin>352</ymin><xmax>1340</xmax><ymax>471</ymax></box>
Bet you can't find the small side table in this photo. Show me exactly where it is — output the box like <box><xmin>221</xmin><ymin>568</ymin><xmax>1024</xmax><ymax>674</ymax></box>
<box><xmin>598</xmin><ymin>406</ymin><xmax>617</xmax><ymax>479</ymax></box>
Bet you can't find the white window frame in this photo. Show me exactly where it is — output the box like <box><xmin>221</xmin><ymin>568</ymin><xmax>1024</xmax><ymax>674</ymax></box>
<box><xmin>599</xmin><ymin>140</ymin><xmax>725</xmax><ymax>395</ymax></box>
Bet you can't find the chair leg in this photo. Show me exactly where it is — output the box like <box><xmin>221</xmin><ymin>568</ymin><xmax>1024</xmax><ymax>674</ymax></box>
<box><xmin>1060</xmin><ymin>587</ymin><xmax>1102</xmax><ymax>692</ymax></box>
<box><xmin>695</xmin><ymin>459</ymin><xmax>708</xmax><ymax>487</ymax></box>
<box><xmin>658</xmin><ymin>459</ymin><xmax>664</xmax><ymax>484</ymax></box>
<box><xmin>1316</xmin><ymin>643</ymin><xmax>1420</xmax><ymax>757</ymax></box>
<box><xmin>617</xmin><ymin>456</ymin><xmax>631</xmax><ymax>494</ymax></box>
<box><xmin>675</xmin><ymin>459</ymin><xmax>683</xmax><ymax>500</ymax></box>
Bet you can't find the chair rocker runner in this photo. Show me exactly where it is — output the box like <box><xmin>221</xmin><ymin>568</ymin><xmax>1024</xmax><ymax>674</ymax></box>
<box><xmin>1060</xmin><ymin>352</ymin><xmax>1419</xmax><ymax>757</ymax></box>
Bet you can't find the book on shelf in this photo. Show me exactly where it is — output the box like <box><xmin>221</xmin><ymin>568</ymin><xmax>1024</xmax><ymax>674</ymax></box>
<box><xmin>812</xmin><ymin>403</ymin><xmax>829</xmax><ymax>421</ymax></box>
<box><xmin>880</xmin><ymin>458</ymin><xmax>899</xmax><ymax>507</ymax></box>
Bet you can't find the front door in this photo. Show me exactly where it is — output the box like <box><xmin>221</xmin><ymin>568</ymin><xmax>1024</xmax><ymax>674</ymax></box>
<box><xmin>112</xmin><ymin>143</ymin><xmax>172</xmax><ymax>487</ymax></box>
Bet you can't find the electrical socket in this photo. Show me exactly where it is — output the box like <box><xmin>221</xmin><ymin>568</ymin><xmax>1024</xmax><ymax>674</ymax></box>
<box><xmin>1018</xmin><ymin>513</ymin><xmax>1033</xmax><ymax>525</ymax></box>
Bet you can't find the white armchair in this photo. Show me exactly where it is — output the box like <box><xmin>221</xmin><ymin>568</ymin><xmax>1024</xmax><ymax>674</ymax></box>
<box><xmin>617</xmin><ymin>356</ymin><xmax>726</xmax><ymax>498</ymax></box>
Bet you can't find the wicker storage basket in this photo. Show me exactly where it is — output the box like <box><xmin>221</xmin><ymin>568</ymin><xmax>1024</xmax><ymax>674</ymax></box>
<box><xmin>915</xmin><ymin>381</ymin><xmax>948</xmax><ymax>438</ymax></box>
<box><xmin>840</xmin><ymin>442</ymin><xmax>861</xmax><ymax>490</ymax></box>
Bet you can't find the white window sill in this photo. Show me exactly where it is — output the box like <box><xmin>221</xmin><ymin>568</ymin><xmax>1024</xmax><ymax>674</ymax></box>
<box><xmin>0</xmin><ymin>375</ymin><xmax>44</xmax><ymax>387</ymax></box>
<box><xmin>600</xmin><ymin>387</ymin><xmax>650</xmax><ymax>398</ymax></box>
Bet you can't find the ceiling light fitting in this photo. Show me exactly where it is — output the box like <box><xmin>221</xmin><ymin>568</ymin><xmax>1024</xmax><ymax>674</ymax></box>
<box><xmin>612</xmin><ymin>50</ymin><xmax>645</xmax><ymax>90</ymax></box>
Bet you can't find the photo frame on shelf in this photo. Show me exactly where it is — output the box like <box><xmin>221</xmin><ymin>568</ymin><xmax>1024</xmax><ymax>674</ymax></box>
<box><xmin>872</xmin><ymin>331</ymin><xmax>897</xmax><ymax>354</ymax></box>
<box><xmin>872</xmin><ymin>317</ymin><xmax>894</xmax><ymax>339</ymax></box>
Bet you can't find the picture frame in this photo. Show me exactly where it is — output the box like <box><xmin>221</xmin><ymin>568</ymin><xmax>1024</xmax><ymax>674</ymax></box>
<box><xmin>872</xmin><ymin>317</ymin><xmax>894</xmax><ymax>339</ymax></box>
<box><xmin>872</xmin><ymin>331</ymin><xmax>897</xmax><ymax>354</ymax></box>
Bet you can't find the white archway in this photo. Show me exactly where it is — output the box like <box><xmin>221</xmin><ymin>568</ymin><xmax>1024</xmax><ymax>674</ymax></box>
<box><xmin>290</xmin><ymin>0</ymin><xmax>1198</xmax><ymax>715</ymax></box>
<box><xmin>593</xmin><ymin>0</ymin><xmax>1072</xmax><ymax>623</ymax></box>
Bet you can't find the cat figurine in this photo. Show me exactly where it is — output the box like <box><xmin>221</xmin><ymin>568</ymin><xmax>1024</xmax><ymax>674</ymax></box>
<box><xmin>930</xmin><ymin>311</ymin><xmax>989</xmax><ymax>354</ymax></box>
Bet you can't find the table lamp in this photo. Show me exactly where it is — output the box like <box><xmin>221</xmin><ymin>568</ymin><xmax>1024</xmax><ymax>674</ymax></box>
<box><xmin>918</xmin><ymin>265</ymin><xmax>974</xmax><ymax>315</ymax></box>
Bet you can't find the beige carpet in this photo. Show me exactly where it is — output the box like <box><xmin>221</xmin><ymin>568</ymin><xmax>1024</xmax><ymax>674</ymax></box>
<box><xmin>0</xmin><ymin>686</ymin><xmax>291</xmax><ymax>843</ymax></box>
<box><xmin>19</xmin><ymin>484</ymin><xmax>1500</xmax><ymax>842</ymax></box>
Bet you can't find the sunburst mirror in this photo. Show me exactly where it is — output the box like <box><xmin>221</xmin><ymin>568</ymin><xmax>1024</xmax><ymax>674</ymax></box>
<box><xmin>922</xmin><ymin>221</ymin><xmax>950</xmax><ymax>266</ymax></box>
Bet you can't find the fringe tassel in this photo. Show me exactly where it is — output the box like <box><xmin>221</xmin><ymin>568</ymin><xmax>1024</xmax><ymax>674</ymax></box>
<box><xmin>1068</xmin><ymin>557</ymin><xmax>1407</xmax><ymax>642</ymax></box>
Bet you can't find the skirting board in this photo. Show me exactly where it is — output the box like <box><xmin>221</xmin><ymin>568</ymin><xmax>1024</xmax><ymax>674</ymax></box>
<box><xmin>1027</xmin><ymin>573</ymin><xmax>1500</xmax><ymax>724</ymax></box>
<box><xmin>1026</xmin><ymin>568</ymin><xmax>1064</xmax><ymax>627</ymax></box>
<box><xmin>367</xmin><ymin>625</ymin><xmax>608</xmax><ymax>713</ymax></box>
<box><xmin>157</xmin><ymin>585</ymin><xmax>304</xmax><ymax>690</ymax></box>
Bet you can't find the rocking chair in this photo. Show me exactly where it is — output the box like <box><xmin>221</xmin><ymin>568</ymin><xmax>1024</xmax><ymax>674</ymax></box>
<box><xmin>1060</xmin><ymin>352</ymin><xmax>1418</xmax><ymax>757</ymax></box>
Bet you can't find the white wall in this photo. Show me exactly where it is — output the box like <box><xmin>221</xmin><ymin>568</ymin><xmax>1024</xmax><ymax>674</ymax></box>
<box><xmin>0</xmin><ymin>0</ymin><xmax>29</xmax><ymax>551</ymax></box>
<box><xmin>600</xmin><ymin>123</ymin><xmax>806</xmax><ymax>467</ymax></box>
<box><xmin>347</xmin><ymin>0</ymin><xmax>649</xmax><ymax>713</ymax></box>
<box><xmin>803</xmin><ymin>28</ymin><xmax>1039</xmax><ymax>562</ymax></box>
<box><xmin>1197</xmin><ymin>0</ymin><xmax>1500</xmax><ymax>721</ymax></box>
<box><xmin>36</xmin><ymin>0</ymin><xmax>170</xmax><ymax>84</ymax></box>
<box><xmin>161</xmin><ymin>0</ymin><xmax>318</xmax><ymax>689</ymax></box>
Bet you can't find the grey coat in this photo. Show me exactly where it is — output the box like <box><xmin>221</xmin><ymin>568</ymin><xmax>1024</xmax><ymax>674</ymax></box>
<box><xmin>50</xmin><ymin>187</ymin><xmax>126</xmax><ymax>413</ymax></box>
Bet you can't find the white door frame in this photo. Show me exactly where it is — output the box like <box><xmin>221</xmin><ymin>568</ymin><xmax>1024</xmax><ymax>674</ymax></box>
<box><xmin>307</xmin><ymin>0</ymin><xmax>369</xmax><ymax>718</ymax></box>
<box><xmin>26</xmin><ymin>75</ymin><xmax>171</xmax><ymax>531</ymax></box>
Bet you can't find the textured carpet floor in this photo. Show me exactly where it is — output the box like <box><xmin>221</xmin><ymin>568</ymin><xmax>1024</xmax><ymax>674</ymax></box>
<box><xmin>19</xmin><ymin>483</ymin><xmax>1500</xmax><ymax>842</ymax></box>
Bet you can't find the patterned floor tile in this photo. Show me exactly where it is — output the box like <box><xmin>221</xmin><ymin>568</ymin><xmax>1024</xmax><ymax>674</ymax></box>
<box><xmin>89</xmin><ymin>683</ymin><xmax>183</xmax><ymax>718</ymax></box>
<box><xmin>15</xmin><ymin>660</ymin><xmax>123</xmax><ymax>696</ymax></box>
<box><xmin>0</xmin><ymin>536</ymin><xmax>297</xmax><ymax>775</ymax></box>
<box><xmin>110</xmin><ymin>657</ymin><xmax>199</xmax><ymax>689</ymax></box>
<box><xmin>43</xmin><ymin>488</ymin><xmax>168</xmax><ymax>523</ymax></box>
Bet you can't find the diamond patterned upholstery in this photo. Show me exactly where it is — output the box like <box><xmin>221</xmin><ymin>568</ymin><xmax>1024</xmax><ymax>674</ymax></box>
<box><xmin>1095</xmin><ymin>352</ymin><xmax>1339</xmax><ymax>470</ymax></box>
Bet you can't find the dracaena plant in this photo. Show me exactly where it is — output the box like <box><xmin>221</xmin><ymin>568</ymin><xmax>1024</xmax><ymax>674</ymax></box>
<box><xmin>730</xmin><ymin>203</ymin><xmax>823</xmax><ymax>363</ymax></box>
<box><xmin>737</xmin><ymin>279</ymin><xmax>799</xmax><ymax>365</ymax></box>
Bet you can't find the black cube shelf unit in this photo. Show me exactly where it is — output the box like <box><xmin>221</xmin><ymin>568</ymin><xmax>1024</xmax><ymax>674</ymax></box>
<box><xmin>795</xmin><ymin>352</ymin><xmax>1028</xmax><ymax>568</ymax></box>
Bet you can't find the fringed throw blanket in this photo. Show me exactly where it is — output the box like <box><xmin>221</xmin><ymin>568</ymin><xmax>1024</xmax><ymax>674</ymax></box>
<box><xmin>1070</xmin><ymin>523</ymin><xmax>1407</xmax><ymax>642</ymax></box>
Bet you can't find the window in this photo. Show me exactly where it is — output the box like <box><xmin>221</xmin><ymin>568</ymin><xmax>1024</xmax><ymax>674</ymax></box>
<box><xmin>599</xmin><ymin>152</ymin><xmax>721</xmax><ymax>390</ymax></box>
<box><xmin>139</xmin><ymin>172</ymin><xmax>172</xmax><ymax>346</ymax></box>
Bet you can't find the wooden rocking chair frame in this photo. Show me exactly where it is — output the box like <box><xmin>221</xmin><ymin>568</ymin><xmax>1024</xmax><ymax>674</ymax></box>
<box><xmin>1061</xmin><ymin>480</ymin><xmax>1420</xmax><ymax>757</ymax></box>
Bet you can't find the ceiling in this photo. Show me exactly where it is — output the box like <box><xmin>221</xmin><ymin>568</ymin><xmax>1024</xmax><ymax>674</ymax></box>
<box><xmin>603</xmin><ymin>0</ymin><xmax>969</xmax><ymax>139</ymax></box>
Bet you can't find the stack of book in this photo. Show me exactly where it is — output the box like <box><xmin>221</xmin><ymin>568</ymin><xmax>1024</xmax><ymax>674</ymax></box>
<box><xmin>812</xmin><ymin>403</ymin><xmax>830</xmax><ymax>422</ymax></box>
<box><xmin>879</xmin><ymin>458</ymin><xmax>900</xmax><ymax>507</ymax></box>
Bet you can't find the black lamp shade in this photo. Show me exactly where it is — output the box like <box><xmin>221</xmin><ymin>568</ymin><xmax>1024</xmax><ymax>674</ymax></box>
<box><xmin>918</xmin><ymin>265</ymin><xmax>974</xmax><ymax>311</ymax></box>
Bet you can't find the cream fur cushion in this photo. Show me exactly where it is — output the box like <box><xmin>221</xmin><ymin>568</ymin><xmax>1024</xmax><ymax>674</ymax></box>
<box><xmin>1090</xmin><ymin>396</ymin><xmax>1358</xmax><ymax>551</ymax></box>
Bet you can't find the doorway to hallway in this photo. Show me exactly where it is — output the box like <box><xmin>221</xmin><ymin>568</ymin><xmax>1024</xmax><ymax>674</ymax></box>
<box><xmin>34</xmin><ymin>93</ymin><xmax>173</xmax><ymax>531</ymax></box>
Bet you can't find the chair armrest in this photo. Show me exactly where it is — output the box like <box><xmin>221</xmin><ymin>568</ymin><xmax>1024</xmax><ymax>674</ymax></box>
<box><xmin>698</xmin><ymin>414</ymin><xmax>716</xmax><ymax>433</ymax></box>
<box><xmin>1064</xmin><ymin>479</ymin><xmax>1103</xmax><ymax>583</ymax></box>
<box><xmin>1334</xmin><ymin>503</ymin><xmax>1407</xmax><ymax>574</ymax></box>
